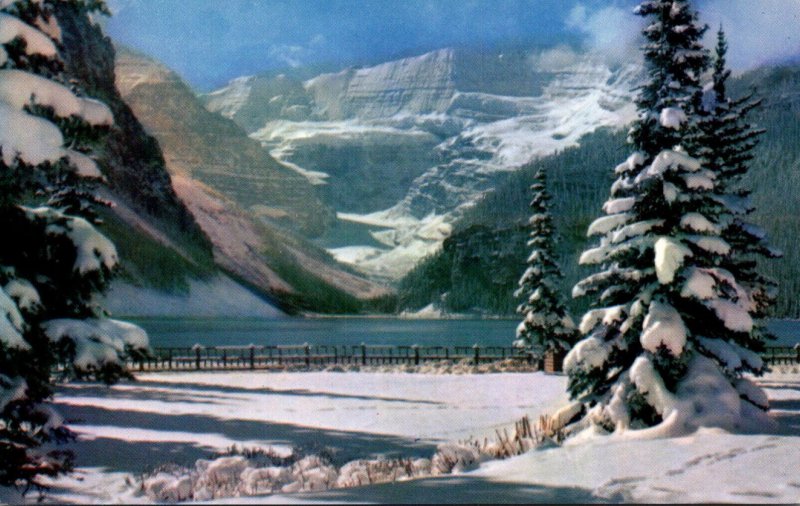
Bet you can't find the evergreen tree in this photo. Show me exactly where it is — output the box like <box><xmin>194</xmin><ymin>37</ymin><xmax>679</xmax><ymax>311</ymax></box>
<box><xmin>565</xmin><ymin>0</ymin><xmax>774</xmax><ymax>436</ymax></box>
<box><xmin>514</xmin><ymin>168</ymin><xmax>577</xmax><ymax>352</ymax></box>
<box><xmin>694</xmin><ymin>26</ymin><xmax>780</xmax><ymax>336</ymax></box>
<box><xmin>0</xmin><ymin>0</ymin><xmax>148</xmax><ymax>489</ymax></box>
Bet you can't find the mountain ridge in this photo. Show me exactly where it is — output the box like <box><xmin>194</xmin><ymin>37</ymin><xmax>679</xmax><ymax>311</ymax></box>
<box><xmin>203</xmin><ymin>46</ymin><xmax>641</xmax><ymax>280</ymax></box>
<box><xmin>115</xmin><ymin>46</ymin><xmax>335</xmax><ymax>237</ymax></box>
<box><xmin>399</xmin><ymin>63</ymin><xmax>800</xmax><ymax>318</ymax></box>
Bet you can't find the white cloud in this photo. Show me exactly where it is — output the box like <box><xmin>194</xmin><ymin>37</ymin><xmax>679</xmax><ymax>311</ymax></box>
<box><xmin>699</xmin><ymin>0</ymin><xmax>800</xmax><ymax>72</ymax></box>
<box><xmin>267</xmin><ymin>35</ymin><xmax>326</xmax><ymax>69</ymax></box>
<box><xmin>267</xmin><ymin>44</ymin><xmax>306</xmax><ymax>68</ymax></box>
<box><xmin>528</xmin><ymin>45</ymin><xmax>582</xmax><ymax>71</ymax></box>
<box><xmin>566</xmin><ymin>0</ymin><xmax>800</xmax><ymax>72</ymax></box>
<box><xmin>309</xmin><ymin>33</ymin><xmax>327</xmax><ymax>48</ymax></box>
<box><xmin>565</xmin><ymin>3</ymin><xmax>642</xmax><ymax>64</ymax></box>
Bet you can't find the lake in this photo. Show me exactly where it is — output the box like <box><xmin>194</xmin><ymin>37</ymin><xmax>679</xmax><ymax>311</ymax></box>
<box><xmin>129</xmin><ymin>317</ymin><xmax>800</xmax><ymax>349</ymax></box>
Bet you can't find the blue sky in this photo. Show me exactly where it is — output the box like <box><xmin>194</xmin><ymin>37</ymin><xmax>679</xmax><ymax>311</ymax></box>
<box><xmin>105</xmin><ymin>0</ymin><xmax>800</xmax><ymax>91</ymax></box>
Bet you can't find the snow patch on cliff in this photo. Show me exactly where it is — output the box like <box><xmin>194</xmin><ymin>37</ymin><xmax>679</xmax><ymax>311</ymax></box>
<box><xmin>202</xmin><ymin>75</ymin><xmax>256</xmax><ymax>120</ymax></box>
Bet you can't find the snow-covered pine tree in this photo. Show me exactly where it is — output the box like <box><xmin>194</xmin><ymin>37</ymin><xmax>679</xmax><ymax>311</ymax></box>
<box><xmin>0</xmin><ymin>0</ymin><xmax>148</xmax><ymax>489</ymax></box>
<box><xmin>694</xmin><ymin>26</ymin><xmax>780</xmax><ymax>339</ymax></box>
<box><xmin>564</xmin><ymin>0</ymin><xmax>773</xmax><ymax>437</ymax></box>
<box><xmin>514</xmin><ymin>167</ymin><xmax>577</xmax><ymax>353</ymax></box>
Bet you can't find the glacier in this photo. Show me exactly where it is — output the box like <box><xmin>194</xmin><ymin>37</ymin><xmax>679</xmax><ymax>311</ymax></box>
<box><xmin>204</xmin><ymin>47</ymin><xmax>641</xmax><ymax>280</ymax></box>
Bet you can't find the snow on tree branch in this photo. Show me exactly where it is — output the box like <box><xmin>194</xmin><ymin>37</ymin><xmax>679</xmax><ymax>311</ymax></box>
<box><xmin>564</xmin><ymin>0</ymin><xmax>777</xmax><ymax>440</ymax></box>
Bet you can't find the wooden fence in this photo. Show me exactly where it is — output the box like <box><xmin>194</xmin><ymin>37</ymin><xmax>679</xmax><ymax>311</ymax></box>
<box><xmin>124</xmin><ymin>344</ymin><xmax>800</xmax><ymax>373</ymax></box>
<box><xmin>127</xmin><ymin>344</ymin><xmax>538</xmax><ymax>372</ymax></box>
<box><xmin>764</xmin><ymin>346</ymin><xmax>800</xmax><ymax>365</ymax></box>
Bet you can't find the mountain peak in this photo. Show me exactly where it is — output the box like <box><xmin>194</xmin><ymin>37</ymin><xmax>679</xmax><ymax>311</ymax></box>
<box><xmin>304</xmin><ymin>48</ymin><xmax>457</xmax><ymax>120</ymax></box>
<box><xmin>198</xmin><ymin>47</ymin><xmax>641</xmax><ymax>280</ymax></box>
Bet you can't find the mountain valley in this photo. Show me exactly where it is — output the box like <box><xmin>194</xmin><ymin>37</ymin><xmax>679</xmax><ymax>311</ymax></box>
<box><xmin>106</xmin><ymin>40</ymin><xmax>800</xmax><ymax>318</ymax></box>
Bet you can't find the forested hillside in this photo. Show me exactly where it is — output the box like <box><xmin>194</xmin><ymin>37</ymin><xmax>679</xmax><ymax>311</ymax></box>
<box><xmin>399</xmin><ymin>128</ymin><xmax>625</xmax><ymax>315</ymax></box>
<box><xmin>399</xmin><ymin>64</ymin><xmax>800</xmax><ymax>318</ymax></box>
<box><xmin>735</xmin><ymin>65</ymin><xmax>800</xmax><ymax>316</ymax></box>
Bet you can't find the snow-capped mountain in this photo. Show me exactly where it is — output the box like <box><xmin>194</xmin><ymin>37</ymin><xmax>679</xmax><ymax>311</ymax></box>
<box><xmin>204</xmin><ymin>47</ymin><xmax>641</xmax><ymax>280</ymax></box>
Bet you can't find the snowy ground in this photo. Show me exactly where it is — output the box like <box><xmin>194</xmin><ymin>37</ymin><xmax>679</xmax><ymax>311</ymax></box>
<box><xmin>2</xmin><ymin>369</ymin><xmax>799</xmax><ymax>503</ymax></box>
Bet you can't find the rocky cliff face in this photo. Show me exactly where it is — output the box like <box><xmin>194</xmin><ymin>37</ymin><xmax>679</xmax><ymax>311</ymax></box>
<box><xmin>114</xmin><ymin>48</ymin><xmax>334</xmax><ymax>237</ymax></box>
<box><xmin>55</xmin><ymin>4</ymin><xmax>206</xmax><ymax>243</ymax></box>
<box><xmin>204</xmin><ymin>47</ymin><xmax>641</xmax><ymax>280</ymax></box>
<box><xmin>53</xmin><ymin>2</ymin><xmax>217</xmax><ymax>294</ymax></box>
<box><xmin>112</xmin><ymin>47</ymin><xmax>391</xmax><ymax>312</ymax></box>
<box><xmin>306</xmin><ymin>49</ymin><xmax>457</xmax><ymax>120</ymax></box>
<box><xmin>203</xmin><ymin>74</ymin><xmax>314</xmax><ymax>134</ymax></box>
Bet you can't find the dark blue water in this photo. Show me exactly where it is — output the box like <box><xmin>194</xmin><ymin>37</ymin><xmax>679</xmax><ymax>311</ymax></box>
<box><xmin>765</xmin><ymin>320</ymin><xmax>800</xmax><ymax>346</ymax></box>
<box><xmin>128</xmin><ymin>317</ymin><xmax>800</xmax><ymax>349</ymax></box>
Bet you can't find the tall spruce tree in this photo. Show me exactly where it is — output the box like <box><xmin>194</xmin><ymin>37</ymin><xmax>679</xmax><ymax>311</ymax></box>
<box><xmin>0</xmin><ymin>0</ymin><xmax>148</xmax><ymax>489</ymax></box>
<box><xmin>564</xmin><ymin>0</ymin><xmax>774</xmax><ymax>436</ymax></box>
<box><xmin>514</xmin><ymin>168</ymin><xmax>577</xmax><ymax>352</ymax></box>
<box><xmin>694</xmin><ymin>27</ymin><xmax>780</xmax><ymax>335</ymax></box>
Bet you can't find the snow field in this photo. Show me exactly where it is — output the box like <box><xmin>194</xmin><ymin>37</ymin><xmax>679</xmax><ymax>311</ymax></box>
<box><xmin>2</xmin><ymin>369</ymin><xmax>796</xmax><ymax>503</ymax></box>
<box><xmin>0</xmin><ymin>371</ymin><xmax>563</xmax><ymax>503</ymax></box>
<box><xmin>471</xmin><ymin>428</ymin><xmax>800</xmax><ymax>503</ymax></box>
<box><xmin>215</xmin><ymin>371</ymin><xmax>800</xmax><ymax>504</ymax></box>
<box><xmin>56</xmin><ymin>371</ymin><xmax>567</xmax><ymax>454</ymax></box>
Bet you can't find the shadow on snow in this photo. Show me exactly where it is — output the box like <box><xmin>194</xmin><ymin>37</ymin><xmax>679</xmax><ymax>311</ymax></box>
<box><xmin>282</xmin><ymin>475</ymin><xmax>617</xmax><ymax>504</ymax></box>
<box><xmin>54</xmin><ymin>403</ymin><xmax>437</xmax><ymax>473</ymax></box>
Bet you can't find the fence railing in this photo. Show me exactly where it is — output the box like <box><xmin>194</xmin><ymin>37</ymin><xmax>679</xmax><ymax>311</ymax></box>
<box><xmin>764</xmin><ymin>346</ymin><xmax>800</xmax><ymax>365</ymax></box>
<box><xmin>124</xmin><ymin>344</ymin><xmax>800</xmax><ymax>373</ymax></box>
<box><xmin>126</xmin><ymin>344</ymin><xmax>538</xmax><ymax>372</ymax></box>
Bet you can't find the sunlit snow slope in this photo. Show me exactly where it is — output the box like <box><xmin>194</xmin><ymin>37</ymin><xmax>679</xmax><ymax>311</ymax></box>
<box><xmin>204</xmin><ymin>47</ymin><xmax>640</xmax><ymax>280</ymax></box>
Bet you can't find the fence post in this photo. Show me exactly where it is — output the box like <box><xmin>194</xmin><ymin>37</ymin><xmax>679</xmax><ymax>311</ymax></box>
<box><xmin>168</xmin><ymin>349</ymin><xmax>173</xmax><ymax>370</ymax></box>
<box><xmin>249</xmin><ymin>345</ymin><xmax>255</xmax><ymax>370</ymax></box>
<box><xmin>413</xmin><ymin>345</ymin><xmax>420</xmax><ymax>366</ymax></box>
<box><xmin>222</xmin><ymin>349</ymin><xmax>227</xmax><ymax>369</ymax></box>
<box><xmin>473</xmin><ymin>344</ymin><xmax>480</xmax><ymax>366</ymax></box>
<box><xmin>194</xmin><ymin>345</ymin><xmax>202</xmax><ymax>370</ymax></box>
<box><xmin>795</xmin><ymin>344</ymin><xmax>800</xmax><ymax>364</ymax></box>
<box><xmin>305</xmin><ymin>343</ymin><xmax>311</xmax><ymax>367</ymax></box>
<box><xmin>361</xmin><ymin>343</ymin><xmax>367</xmax><ymax>366</ymax></box>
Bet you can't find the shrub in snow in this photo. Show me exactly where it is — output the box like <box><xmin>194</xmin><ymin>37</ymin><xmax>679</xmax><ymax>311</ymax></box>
<box><xmin>141</xmin><ymin>472</ymin><xmax>193</xmax><ymax>503</ymax></box>
<box><xmin>317</xmin><ymin>358</ymin><xmax>538</xmax><ymax>375</ymax></box>
<box><xmin>431</xmin><ymin>443</ymin><xmax>484</xmax><ymax>475</ymax></box>
<box><xmin>285</xmin><ymin>455</ymin><xmax>338</xmax><ymax>492</ymax></box>
<box><xmin>334</xmin><ymin>457</ymin><xmax>431</xmax><ymax>487</ymax></box>
<box><xmin>0</xmin><ymin>0</ymin><xmax>148</xmax><ymax>489</ymax></box>
<box><xmin>139</xmin><ymin>416</ymin><xmax>549</xmax><ymax>502</ymax></box>
<box><xmin>513</xmin><ymin>167</ymin><xmax>578</xmax><ymax>353</ymax></box>
<box><xmin>565</xmin><ymin>0</ymin><xmax>777</xmax><ymax>439</ymax></box>
<box><xmin>240</xmin><ymin>466</ymin><xmax>291</xmax><ymax>495</ymax></box>
<box><xmin>201</xmin><ymin>455</ymin><xmax>249</xmax><ymax>487</ymax></box>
